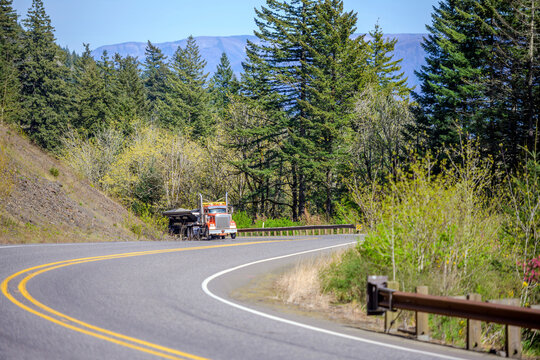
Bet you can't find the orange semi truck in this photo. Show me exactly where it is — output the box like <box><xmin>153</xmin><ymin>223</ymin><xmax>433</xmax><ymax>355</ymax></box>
<box><xmin>163</xmin><ymin>193</ymin><xmax>237</xmax><ymax>240</ymax></box>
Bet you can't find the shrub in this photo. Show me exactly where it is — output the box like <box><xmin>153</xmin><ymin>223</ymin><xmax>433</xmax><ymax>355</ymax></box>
<box><xmin>325</xmin><ymin>141</ymin><xmax>515</xmax><ymax>301</ymax></box>
<box><xmin>49</xmin><ymin>167</ymin><xmax>59</xmax><ymax>177</ymax></box>
<box><xmin>232</xmin><ymin>211</ymin><xmax>253</xmax><ymax>229</ymax></box>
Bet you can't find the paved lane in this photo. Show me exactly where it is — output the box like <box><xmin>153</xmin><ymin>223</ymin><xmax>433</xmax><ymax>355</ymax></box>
<box><xmin>1</xmin><ymin>236</ymin><xmax>495</xmax><ymax>359</ymax></box>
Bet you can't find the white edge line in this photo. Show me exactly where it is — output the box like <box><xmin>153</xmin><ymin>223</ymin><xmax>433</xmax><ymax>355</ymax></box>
<box><xmin>201</xmin><ymin>241</ymin><xmax>464</xmax><ymax>360</ymax></box>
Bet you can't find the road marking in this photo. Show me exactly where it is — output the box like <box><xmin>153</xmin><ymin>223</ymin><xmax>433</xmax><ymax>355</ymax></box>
<box><xmin>2</xmin><ymin>240</ymin><xmax>285</xmax><ymax>360</ymax></box>
<box><xmin>201</xmin><ymin>242</ymin><xmax>465</xmax><ymax>360</ymax></box>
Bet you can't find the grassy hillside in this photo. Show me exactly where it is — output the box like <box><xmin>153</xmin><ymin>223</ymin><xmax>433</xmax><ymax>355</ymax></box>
<box><xmin>0</xmin><ymin>124</ymin><xmax>155</xmax><ymax>244</ymax></box>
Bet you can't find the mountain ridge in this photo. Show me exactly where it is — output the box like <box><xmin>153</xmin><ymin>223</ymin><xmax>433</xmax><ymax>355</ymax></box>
<box><xmin>91</xmin><ymin>33</ymin><xmax>426</xmax><ymax>90</ymax></box>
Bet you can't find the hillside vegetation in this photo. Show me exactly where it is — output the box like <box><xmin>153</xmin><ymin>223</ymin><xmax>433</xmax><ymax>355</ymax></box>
<box><xmin>0</xmin><ymin>123</ymin><xmax>153</xmax><ymax>244</ymax></box>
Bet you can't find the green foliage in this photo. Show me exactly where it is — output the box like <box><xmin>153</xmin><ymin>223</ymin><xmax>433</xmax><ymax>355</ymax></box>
<box><xmin>413</xmin><ymin>0</ymin><xmax>539</xmax><ymax>167</ymax></box>
<box><xmin>325</xmin><ymin>140</ymin><xmax>518</xmax><ymax>303</ymax></box>
<box><xmin>18</xmin><ymin>0</ymin><xmax>71</xmax><ymax>151</ymax></box>
<box><xmin>0</xmin><ymin>0</ymin><xmax>20</xmax><ymax>125</ymax></box>
<box><xmin>253</xmin><ymin>217</ymin><xmax>301</xmax><ymax>228</ymax></box>
<box><xmin>72</xmin><ymin>44</ymin><xmax>113</xmax><ymax>136</ymax></box>
<box><xmin>232</xmin><ymin>211</ymin><xmax>253</xmax><ymax>229</ymax></box>
<box><xmin>49</xmin><ymin>167</ymin><xmax>59</xmax><ymax>177</ymax></box>
<box><xmin>170</xmin><ymin>35</ymin><xmax>212</xmax><ymax>137</ymax></box>
<box><xmin>111</xmin><ymin>53</ymin><xmax>147</xmax><ymax>123</ymax></box>
<box><xmin>502</xmin><ymin>149</ymin><xmax>540</xmax><ymax>305</ymax></box>
<box><xmin>209</xmin><ymin>52</ymin><xmax>238</xmax><ymax>112</ymax></box>
<box><xmin>143</xmin><ymin>41</ymin><xmax>175</xmax><ymax>126</ymax></box>
<box><xmin>320</xmin><ymin>247</ymin><xmax>380</xmax><ymax>302</ymax></box>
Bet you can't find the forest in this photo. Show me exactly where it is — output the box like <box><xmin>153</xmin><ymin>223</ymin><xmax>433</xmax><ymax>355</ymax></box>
<box><xmin>0</xmin><ymin>0</ymin><xmax>539</xmax><ymax>347</ymax></box>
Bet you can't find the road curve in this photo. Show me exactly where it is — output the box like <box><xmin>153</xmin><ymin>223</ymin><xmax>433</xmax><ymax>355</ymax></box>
<box><xmin>0</xmin><ymin>236</ymin><xmax>494</xmax><ymax>360</ymax></box>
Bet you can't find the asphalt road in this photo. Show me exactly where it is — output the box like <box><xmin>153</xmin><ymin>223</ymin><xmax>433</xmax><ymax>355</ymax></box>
<box><xmin>0</xmin><ymin>236</ymin><xmax>496</xmax><ymax>360</ymax></box>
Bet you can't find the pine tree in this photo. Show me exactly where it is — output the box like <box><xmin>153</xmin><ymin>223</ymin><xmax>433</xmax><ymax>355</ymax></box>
<box><xmin>209</xmin><ymin>52</ymin><xmax>238</xmax><ymax>111</ymax></box>
<box><xmin>72</xmin><ymin>44</ymin><xmax>112</xmax><ymax>136</ymax></box>
<box><xmin>170</xmin><ymin>35</ymin><xmax>212</xmax><ymax>137</ymax></box>
<box><xmin>18</xmin><ymin>0</ymin><xmax>70</xmax><ymax>150</ymax></box>
<box><xmin>143</xmin><ymin>41</ymin><xmax>173</xmax><ymax>126</ymax></box>
<box><xmin>0</xmin><ymin>0</ymin><xmax>20</xmax><ymax>124</ymax></box>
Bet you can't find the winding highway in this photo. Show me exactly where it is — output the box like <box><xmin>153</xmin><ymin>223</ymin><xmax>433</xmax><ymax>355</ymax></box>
<box><xmin>1</xmin><ymin>236</ymin><xmax>495</xmax><ymax>359</ymax></box>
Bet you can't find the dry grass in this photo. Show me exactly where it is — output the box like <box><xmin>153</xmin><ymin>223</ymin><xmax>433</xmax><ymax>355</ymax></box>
<box><xmin>275</xmin><ymin>251</ymin><xmax>381</xmax><ymax>329</ymax></box>
<box><xmin>276</xmin><ymin>255</ymin><xmax>335</xmax><ymax>309</ymax></box>
<box><xmin>0</xmin><ymin>140</ymin><xmax>13</xmax><ymax>206</ymax></box>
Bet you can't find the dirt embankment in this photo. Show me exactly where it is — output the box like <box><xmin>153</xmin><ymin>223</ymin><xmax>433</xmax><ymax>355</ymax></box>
<box><xmin>0</xmin><ymin>124</ymin><xmax>146</xmax><ymax>244</ymax></box>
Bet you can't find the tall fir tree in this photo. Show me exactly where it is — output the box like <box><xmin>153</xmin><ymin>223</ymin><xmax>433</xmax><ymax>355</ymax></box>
<box><xmin>367</xmin><ymin>23</ymin><xmax>410</xmax><ymax>96</ymax></box>
<box><xmin>242</xmin><ymin>0</ymin><xmax>319</xmax><ymax>220</ymax></box>
<box><xmin>302</xmin><ymin>0</ymin><xmax>369</xmax><ymax>217</ymax></box>
<box><xmin>72</xmin><ymin>44</ymin><xmax>113</xmax><ymax>136</ymax></box>
<box><xmin>209</xmin><ymin>52</ymin><xmax>238</xmax><ymax>111</ymax></box>
<box><xmin>480</xmin><ymin>0</ymin><xmax>539</xmax><ymax>164</ymax></box>
<box><xmin>170</xmin><ymin>35</ymin><xmax>212</xmax><ymax>137</ymax></box>
<box><xmin>0</xmin><ymin>0</ymin><xmax>20</xmax><ymax>124</ymax></box>
<box><xmin>111</xmin><ymin>53</ymin><xmax>147</xmax><ymax>125</ymax></box>
<box><xmin>413</xmin><ymin>0</ymin><xmax>488</xmax><ymax>153</ymax></box>
<box><xmin>143</xmin><ymin>41</ymin><xmax>174</xmax><ymax>126</ymax></box>
<box><xmin>18</xmin><ymin>0</ymin><xmax>70</xmax><ymax>150</ymax></box>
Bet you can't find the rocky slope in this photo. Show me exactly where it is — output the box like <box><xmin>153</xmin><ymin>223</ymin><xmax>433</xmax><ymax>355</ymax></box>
<box><xmin>0</xmin><ymin>124</ymin><xmax>148</xmax><ymax>245</ymax></box>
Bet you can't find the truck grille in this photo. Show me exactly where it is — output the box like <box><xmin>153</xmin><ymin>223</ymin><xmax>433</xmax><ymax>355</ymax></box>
<box><xmin>215</xmin><ymin>214</ymin><xmax>231</xmax><ymax>230</ymax></box>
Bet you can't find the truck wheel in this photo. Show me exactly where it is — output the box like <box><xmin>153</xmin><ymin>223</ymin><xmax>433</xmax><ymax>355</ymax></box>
<box><xmin>231</xmin><ymin>233</ymin><xmax>236</xmax><ymax>239</ymax></box>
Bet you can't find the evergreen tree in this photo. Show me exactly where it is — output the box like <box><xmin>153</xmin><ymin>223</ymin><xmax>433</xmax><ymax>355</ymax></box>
<box><xmin>0</xmin><ymin>0</ymin><xmax>20</xmax><ymax>124</ymax></box>
<box><xmin>480</xmin><ymin>0</ymin><xmax>539</xmax><ymax>164</ymax></box>
<box><xmin>142</xmin><ymin>41</ymin><xmax>174</xmax><ymax>126</ymax></box>
<box><xmin>413</xmin><ymin>0</ymin><xmax>488</xmax><ymax>153</ymax></box>
<box><xmin>367</xmin><ymin>23</ymin><xmax>410</xmax><ymax>96</ymax></box>
<box><xmin>209</xmin><ymin>52</ymin><xmax>238</xmax><ymax>111</ymax></box>
<box><xmin>72</xmin><ymin>44</ymin><xmax>112</xmax><ymax>136</ymax></box>
<box><xmin>303</xmin><ymin>0</ymin><xmax>369</xmax><ymax>217</ymax></box>
<box><xmin>242</xmin><ymin>0</ymin><xmax>319</xmax><ymax>220</ymax></box>
<box><xmin>18</xmin><ymin>0</ymin><xmax>70</xmax><ymax>150</ymax></box>
<box><xmin>112</xmin><ymin>53</ymin><xmax>147</xmax><ymax>124</ymax></box>
<box><xmin>170</xmin><ymin>35</ymin><xmax>212</xmax><ymax>137</ymax></box>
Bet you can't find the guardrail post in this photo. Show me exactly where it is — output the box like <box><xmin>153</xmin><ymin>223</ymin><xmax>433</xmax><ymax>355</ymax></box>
<box><xmin>416</xmin><ymin>286</ymin><xmax>430</xmax><ymax>341</ymax></box>
<box><xmin>489</xmin><ymin>298</ymin><xmax>522</xmax><ymax>358</ymax></box>
<box><xmin>467</xmin><ymin>293</ymin><xmax>482</xmax><ymax>351</ymax></box>
<box><xmin>384</xmin><ymin>281</ymin><xmax>399</xmax><ymax>333</ymax></box>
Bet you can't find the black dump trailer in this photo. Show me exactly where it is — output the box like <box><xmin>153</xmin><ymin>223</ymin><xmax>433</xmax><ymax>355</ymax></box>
<box><xmin>162</xmin><ymin>208</ymin><xmax>205</xmax><ymax>240</ymax></box>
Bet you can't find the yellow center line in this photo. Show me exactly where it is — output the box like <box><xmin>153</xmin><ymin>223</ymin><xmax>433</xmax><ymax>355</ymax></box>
<box><xmin>1</xmin><ymin>240</ymin><xmax>286</xmax><ymax>360</ymax></box>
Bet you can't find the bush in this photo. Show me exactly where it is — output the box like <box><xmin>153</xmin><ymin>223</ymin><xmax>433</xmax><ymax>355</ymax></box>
<box><xmin>232</xmin><ymin>211</ymin><xmax>253</xmax><ymax>229</ymax></box>
<box><xmin>325</xmin><ymin>141</ymin><xmax>516</xmax><ymax>301</ymax></box>
<box><xmin>254</xmin><ymin>217</ymin><xmax>301</xmax><ymax>228</ymax></box>
<box><xmin>49</xmin><ymin>167</ymin><xmax>59</xmax><ymax>177</ymax></box>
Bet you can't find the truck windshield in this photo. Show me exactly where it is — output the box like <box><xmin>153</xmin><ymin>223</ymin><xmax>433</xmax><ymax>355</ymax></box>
<box><xmin>208</xmin><ymin>208</ymin><xmax>226</xmax><ymax>214</ymax></box>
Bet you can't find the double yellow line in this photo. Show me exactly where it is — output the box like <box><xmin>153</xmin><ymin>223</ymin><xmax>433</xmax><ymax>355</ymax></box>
<box><xmin>1</xmin><ymin>240</ymin><xmax>282</xmax><ymax>359</ymax></box>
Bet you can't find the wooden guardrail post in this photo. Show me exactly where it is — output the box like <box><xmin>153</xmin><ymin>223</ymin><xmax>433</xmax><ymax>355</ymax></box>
<box><xmin>416</xmin><ymin>286</ymin><xmax>430</xmax><ymax>341</ymax></box>
<box><xmin>488</xmin><ymin>298</ymin><xmax>522</xmax><ymax>358</ymax></box>
<box><xmin>467</xmin><ymin>293</ymin><xmax>482</xmax><ymax>351</ymax></box>
<box><xmin>384</xmin><ymin>281</ymin><xmax>399</xmax><ymax>333</ymax></box>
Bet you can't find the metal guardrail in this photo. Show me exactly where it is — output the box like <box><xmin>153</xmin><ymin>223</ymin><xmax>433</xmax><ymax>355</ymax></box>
<box><xmin>237</xmin><ymin>224</ymin><xmax>358</xmax><ymax>236</ymax></box>
<box><xmin>367</xmin><ymin>275</ymin><xmax>540</xmax><ymax>330</ymax></box>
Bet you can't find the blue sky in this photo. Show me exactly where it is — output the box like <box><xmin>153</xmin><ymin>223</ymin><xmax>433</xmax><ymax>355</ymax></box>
<box><xmin>12</xmin><ymin>0</ymin><xmax>439</xmax><ymax>53</ymax></box>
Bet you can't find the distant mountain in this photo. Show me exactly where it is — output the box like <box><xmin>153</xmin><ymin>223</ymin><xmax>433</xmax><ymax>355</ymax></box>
<box><xmin>91</xmin><ymin>34</ymin><xmax>426</xmax><ymax>90</ymax></box>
